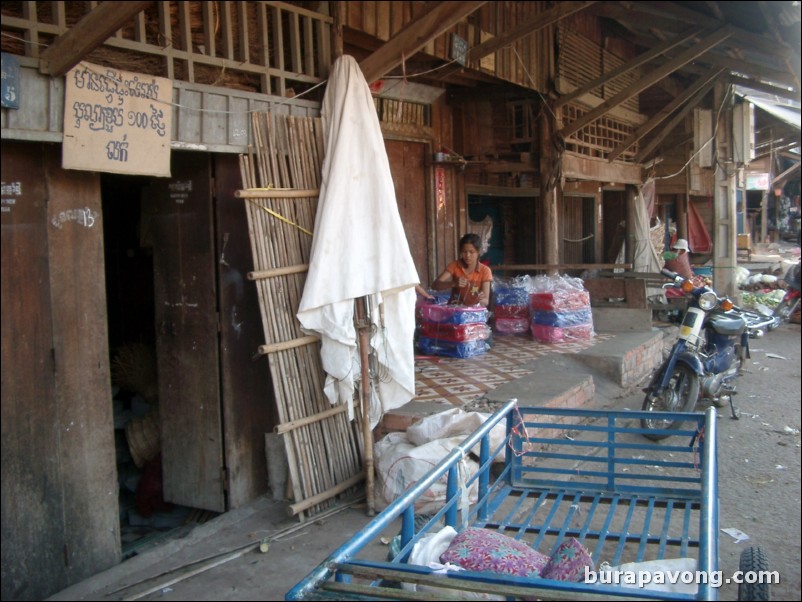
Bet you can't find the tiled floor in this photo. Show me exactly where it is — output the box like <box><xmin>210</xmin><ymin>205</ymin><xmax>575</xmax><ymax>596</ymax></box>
<box><xmin>414</xmin><ymin>332</ymin><xmax>613</xmax><ymax>407</ymax></box>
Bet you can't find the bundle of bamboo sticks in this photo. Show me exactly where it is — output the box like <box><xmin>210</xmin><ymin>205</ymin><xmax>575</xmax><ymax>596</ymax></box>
<box><xmin>238</xmin><ymin>112</ymin><xmax>365</xmax><ymax>520</ymax></box>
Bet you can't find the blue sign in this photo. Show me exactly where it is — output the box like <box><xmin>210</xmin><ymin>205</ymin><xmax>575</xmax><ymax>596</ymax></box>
<box><xmin>2</xmin><ymin>52</ymin><xmax>20</xmax><ymax>110</ymax></box>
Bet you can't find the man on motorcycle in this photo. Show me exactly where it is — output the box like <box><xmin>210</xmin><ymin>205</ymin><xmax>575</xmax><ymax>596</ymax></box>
<box><xmin>780</xmin><ymin>261</ymin><xmax>801</xmax><ymax>324</ymax></box>
<box><xmin>664</xmin><ymin>239</ymin><xmax>694</xmax><ymax>280</ymax></box>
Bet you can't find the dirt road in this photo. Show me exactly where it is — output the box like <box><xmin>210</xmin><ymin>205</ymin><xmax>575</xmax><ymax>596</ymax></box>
<box><xmin>711</xmin><ymin>322</ymin><xmax>801</xmax><ymax>601</ymax></box>
<box><xmin>49</xmin><ymin>322</ymin><xmax>800</xmax><ymax>601</ymax></box>
<box><xmin>600</xmin><ymin>321</ymin><xmax>801</xmax><ymax>601</ymax></box>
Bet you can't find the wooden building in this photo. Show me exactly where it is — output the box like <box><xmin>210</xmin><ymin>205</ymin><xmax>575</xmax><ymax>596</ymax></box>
<box><xmin>2</xmin><ymin>2</ymin><xmax>799</xmax><ymax>599</ymax></box>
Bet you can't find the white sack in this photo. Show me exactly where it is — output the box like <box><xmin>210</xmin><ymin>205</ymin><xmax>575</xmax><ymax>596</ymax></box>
<box><xmin>374</xmin><ymin>432</ymin><xmax>479</xmax><ymax>515</ymax></box>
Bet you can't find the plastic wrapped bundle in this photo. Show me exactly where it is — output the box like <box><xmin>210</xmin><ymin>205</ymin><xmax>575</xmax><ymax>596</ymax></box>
<box><xmin>494</xmin><ymin>318</ymin><xmax>530</xmax><ymax>335</ymax></box>
<box><xmin>494</xmin><ymin>304</ymin><xmax>530</xmax><ymax>320</ymax></box>
<box><xmin>531</xmin><ymin>323</ymin><xmax>595</xmax><ymax>343</ymax></box>
<box><xmin>494</xmin><ymin>285</ymin><xmax>530</xmax><ymax>307</ymax></box>
<box><xmin>419</xmin><ymin>322</ymin><xmax>491</xmax><ymax>342</ymax></box>
<box><xmin>417</xmin><ymin>337</ymin><xmax>489</xmax><ymax>358</ymax></box>
<box><xmin>531</xmin><ymin>308</ymin><xmax>592</xmax><ymax>328</ymax></box>
<box><xmin>419</xmin><ymin>304</ymin><xmax>489</xmax><ymax>325</ymax></box>
<box><xmin>529</xmin><ymin>290</ymin><xmax>590</xmax><ymax>312</ymax></box>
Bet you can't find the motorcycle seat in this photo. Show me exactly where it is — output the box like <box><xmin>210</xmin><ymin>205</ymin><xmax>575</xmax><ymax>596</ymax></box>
<box><xmin>707</xmin><ymin>314</ymin><xmax>746</xmax><ymax>336</ymax></box>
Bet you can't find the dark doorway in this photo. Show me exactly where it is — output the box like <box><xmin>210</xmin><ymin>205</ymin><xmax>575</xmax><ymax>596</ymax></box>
<box><xmin>468</xmin><ymin>194</ymin><xmax>538</xmax><ymax>267</ymax></box>
<box><xmin>101</xmin><ymin>173</ymin><xmax>203</xmax><ymax>559</ymax></box>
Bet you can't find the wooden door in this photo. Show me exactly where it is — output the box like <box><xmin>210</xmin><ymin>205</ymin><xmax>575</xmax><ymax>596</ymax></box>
<box><xmin>2</xmin><ymin>142</ymin><xmax>119</xmax><ymax>599</ymax></box>
<box><xmin>562</xmin><ymin>195</ymin><xmax>596</xmax><ymax>265</ymax></box>
<box><xmin>148</xmin><ymin>152</ymin><xmax>225</xmax><ymax>512</ymax></box>
<box><xmin>385</xmin><ymin>139</ymin><xmax>430</xmax><ymax>283</ymax></box>
<box><xmin>214</xmin><ymin>154</ymin><xmax>274</xmax><ymax>508</ymax></box>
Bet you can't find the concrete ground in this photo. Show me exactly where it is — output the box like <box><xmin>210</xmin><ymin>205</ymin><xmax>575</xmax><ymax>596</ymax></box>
<box><xmin>48</xmin><ymin>322</ymin><xmax>801</xmax><ymax>602</ymax></box>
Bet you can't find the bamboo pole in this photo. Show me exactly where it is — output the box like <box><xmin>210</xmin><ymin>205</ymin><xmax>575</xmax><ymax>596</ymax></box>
<box><xmin>354</xmin><ymin>297</ymin><xmax>375</xmax><ymax>516</ymax></box>
<box><xmin>288</xmin><ymin>472</ymin><xmax>366</xmax><ymax>516</ymax></box>
<box><xmin>235</xmin><ymin>188</ymin><xmax>320</xmax><ymax>198</ymax></box>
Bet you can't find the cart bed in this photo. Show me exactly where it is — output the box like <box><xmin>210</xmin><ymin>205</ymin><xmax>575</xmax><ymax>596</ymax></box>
<box><xmin>287</xmin><ymin>401</ymin><xmax>718</xmax><ymax>601</ymax></box>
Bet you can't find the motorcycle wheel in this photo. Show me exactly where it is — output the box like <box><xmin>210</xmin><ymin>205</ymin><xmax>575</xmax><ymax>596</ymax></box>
<box><xmin>773</xmin><ymin>296</ymin><xmax>800</xmax><ymax>321</ymax></box>
<box><xmin>738</xmin><ymin>547</ymin><xmax>770</xmax><ymax>601</ymax></box>
<box><xmin>641</xmin><ymin>363</ymin><xmax>700</xmax><ymax>440</ymax></box>
<box><xmin>735</xmin><ymin>342</ymin><xmax>748</xmax><ymax>376</ymax></box>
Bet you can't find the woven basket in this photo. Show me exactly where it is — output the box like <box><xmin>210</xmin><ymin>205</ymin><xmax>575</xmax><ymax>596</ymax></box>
<box><xmin>126</xmin><ymin>410</ymin><xmax>160</xmax><ymax>468</ymax></box>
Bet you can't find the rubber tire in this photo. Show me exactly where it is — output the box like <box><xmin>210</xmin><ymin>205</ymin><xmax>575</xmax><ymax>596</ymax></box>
<box><xmin>735</xmin><ymin>342</ymin><xmax>748</xmax><ymax>376</ymax></box>
<box><xmin>774</xmin><ymin>297</ymin><xmax>800</xmax><ymax>321</ymax></box>
<box><xmin>738</xmin><ymin>546</ymin><xmax>770</xmax><ymax>601</ymax></box>
<box><xmin>641</xmin><ymin>363</ymin><xmax>700</xmax><ymax>440</ymax></box>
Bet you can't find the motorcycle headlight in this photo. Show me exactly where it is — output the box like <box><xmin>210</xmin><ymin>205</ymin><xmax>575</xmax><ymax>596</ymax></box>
<box><xmin>698</xmin><ymin>291</ymin><xmax>718</xmax><ymax>310</ymax></box>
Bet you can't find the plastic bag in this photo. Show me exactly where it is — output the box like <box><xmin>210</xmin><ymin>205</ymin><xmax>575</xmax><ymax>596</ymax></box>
<box><xmin>417</xmin><ymin>337</ymin><xmax>489</xmax><ymax>358</ymax></box>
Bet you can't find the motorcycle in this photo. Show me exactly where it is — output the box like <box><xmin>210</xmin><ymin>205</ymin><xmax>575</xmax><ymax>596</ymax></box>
<box><xmin>641</xmin><ymin>269</ymin><xmax>750</xmax><ymax>440</ymax></box>
<box><xmin>773</xmin><ymin>260</ymin><xmax>801</xmax><ymax>323</ymax></box>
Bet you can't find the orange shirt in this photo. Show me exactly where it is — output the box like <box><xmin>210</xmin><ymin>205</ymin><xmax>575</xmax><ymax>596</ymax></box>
<box><xmin>445</xmin><ymin>261</ymin><xmax>493</xmax><ymax>306</ymax></box>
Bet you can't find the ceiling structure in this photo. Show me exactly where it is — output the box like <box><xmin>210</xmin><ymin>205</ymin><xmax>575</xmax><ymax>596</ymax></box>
<box><xmin>347</xmin><ymin>1</ymin><xmax>801</xmax><ymax>164</ymax></box>
<box><xmin>13</xmin><ymin>1</ymin><xmax>802</xmax><ymax>165</ymax></box>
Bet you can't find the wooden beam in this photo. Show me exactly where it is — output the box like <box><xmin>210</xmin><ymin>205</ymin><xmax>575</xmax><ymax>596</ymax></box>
<box><xmin>562</xmin><ymin>152</ymin><xmax>643</xmax><ymax>185</ymax></box>
<box><xmin>558</xmin><ymin>26</ymin><xmax>733</xmax><ymax>139</ymax></box>
<box><xmin>555</xmin><ymin>26</ymin><xmax>703</xmax><ymax>109</ymax></box>
<box><xmin>436</xmin><ymin>1</ymin><xmax>597</xmax><ymax>81</ymax></box>
<box><xmin>39</xmin><ymin>1</ymin><xmax>154</xmax><ymax>77</ymax></box>
<box><xmin>358</xmin><ymin>1</ymin><xmax>487</xmax><ymax>83</ymax></box>
<box><xmin>693</xmin><ymin>52</ymin><xmax>798</xmax><ymax>89</ymax></box>
<box><xmin>757</xmin><ymin>1</ymin><xmax>801</xmax><ymax>89</ymax></box>
<box><xmin>469</xmin><ymin>1</ymin><xmax>596</xmax><ymax>61</ymax></box>
<box><xmin>726</xmin><ymin>74</ymin><xmax>800</xmax><ymax>103</ymax></box>
<box><xmin>770</xmin><ymin>161</ymin><xmax>801</xmax><ymax>188</ymax></box>
<box><xmin>634</xmin><ymin>74</ymin><xmax>722</xmax><ymax>163</ymax></box>
<box><xmin>754</xmin><ymin>141</ymin><xmax>799</xmax><ymax>159</ymax></box>
<box><xmin>332</xmin><ymin>1</ymin><xmax>344</xmax><ymax>59</ymax></box>
<box><xmin>607</xmin><ymin>67</ymin><xmax>724</xmax><ymax>162</ymax></box>
<box><xmin>628</xmin><ymin>0</ymin><xmax>795</xmax><ymax>61</ymax></box>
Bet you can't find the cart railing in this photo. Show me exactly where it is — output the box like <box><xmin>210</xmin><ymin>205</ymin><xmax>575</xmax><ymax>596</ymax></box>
<box><xmin>286</xmin><ymin>401</ymin><xmax>718</xmax><ymax>601</ymax></box>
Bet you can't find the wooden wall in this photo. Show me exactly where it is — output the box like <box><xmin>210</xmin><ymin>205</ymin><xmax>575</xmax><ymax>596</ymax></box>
<box><xmin>1</xmin><ymin>142</ymin><xmax>120</xmax><ymax>601</ymax></box>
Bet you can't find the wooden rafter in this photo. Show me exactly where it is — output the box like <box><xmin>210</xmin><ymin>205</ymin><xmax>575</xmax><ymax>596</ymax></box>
<box><xmin>726</xmin><ymin>74</ymin><xmax>800</xmax><ymax>103</ymax></box>
<box><xmin>435</xmin><ymin>0</ymin><xmax>597</xmax><ymax>82</ymax></box>
<box><xmin>467</xmin><ymin>0</ymin><xmax>596</xmax><ymax>62</ymax></box>
<box><xmin>604</xmin><ymin>2</ymin><xmax>799</xmax><ymax>90</ymax></box>
<box><xmin>554</xmin><ymin>26</ymin><xmax>703</xmax><ymax>109</ymax></box>
<box><xmin>607</xmin><ymin>67</ymin><xmax>724</xmax><ymax>162</ymax></box>
<box><xmin>634</xmin><ymin>74</ymin><xmax>724</xmax><ymax>163</ymax></box>
<box><xmin>39</xmin><ymin>1</ymin><xmax>154</xmax><ymax>76</ymax></box>
<box><xmin>756</xmin><ymin>0</ymin><xmax>802</xmax><ymax>89</ymax></box>
<box><xmin>358</xmin><ymin>1</ymin><xmax>488</xmax><ymax>83</ymax></box>
<box><xmin>558</xmin><ymin>26</ymin><xmax>733</xmax><ymax>139</ymax></box>
<box><xmin>770</xmin><ymin>161</ymin><xmax>801</xmax><ymax>188</ymax></box>
<box><xmin>693</xmin><ymin>52</ymin><xmax>798</xmax><ymax>89</ymax></box>
<box><xmin>634</xmin><ymin>0</ymin><xmax>795</xmax><ymax>61</ymax></box>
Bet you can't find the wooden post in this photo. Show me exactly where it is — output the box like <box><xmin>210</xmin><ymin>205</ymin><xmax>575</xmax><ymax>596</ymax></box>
<box><xmin>677</xmin><ymin>194</ymin><xmax>689</xmax><ymax>241</ymax></box>
<box><xmin>625</xmin><ymin>184</ymin><xmax>637</xmax><ymax>267</ymax></box>
<box><xmin>332</xmin><ymin>1</ymin><xmax>344</xmax><ymax>60</ymax></box>
<box><xmin>540</xmin><ymin>103</ymin><xmax>560</xmax><ymax>275</ymax></box>
<box><xmin>355</xmin><ymin>297</ymin><xmax>375</xmax><ymax>516</ymax></box>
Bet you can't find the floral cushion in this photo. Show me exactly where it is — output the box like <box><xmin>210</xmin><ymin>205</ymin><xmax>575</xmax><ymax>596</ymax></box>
<box><xmin>439</xmin><ymin>528</ymin><xmax>549</xmax><ymax>577</ymax></box>
<box><xmin>540</xmin><ymin>538</ymin><xmax>595</xmax><ymax>582</ymax></box>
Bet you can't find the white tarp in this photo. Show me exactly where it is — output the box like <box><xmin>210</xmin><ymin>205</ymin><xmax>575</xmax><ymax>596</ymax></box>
<box><xmin>297</xmin><ymin>55</ymin><xmax>419</xmax><ymax>428</ymax></box>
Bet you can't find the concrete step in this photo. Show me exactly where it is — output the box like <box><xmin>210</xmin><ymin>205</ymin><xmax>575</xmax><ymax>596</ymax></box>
<box><xmin>380</xmin><ymin>330</ymin><xmax>665</xmax><ymax>433</ymax></box>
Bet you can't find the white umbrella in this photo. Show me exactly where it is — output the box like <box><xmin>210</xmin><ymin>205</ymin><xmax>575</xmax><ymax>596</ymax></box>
<box><xmin>297</xmin><ymin>55</ymin><xmax>420</xmax><ymax>430</ymax></box>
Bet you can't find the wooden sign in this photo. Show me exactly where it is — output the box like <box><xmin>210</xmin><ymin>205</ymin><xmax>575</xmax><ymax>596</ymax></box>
<box><xmin>63</xmin><ymin>62</ymin><xmax>172</xmax><ymax>177</ymax></box>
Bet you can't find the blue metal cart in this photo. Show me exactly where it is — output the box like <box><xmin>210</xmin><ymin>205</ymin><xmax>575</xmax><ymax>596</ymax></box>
<box><xmin>286</xmin><ymin>400</ymin><xmax>719</xmax><ymax>600</ymax></box>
